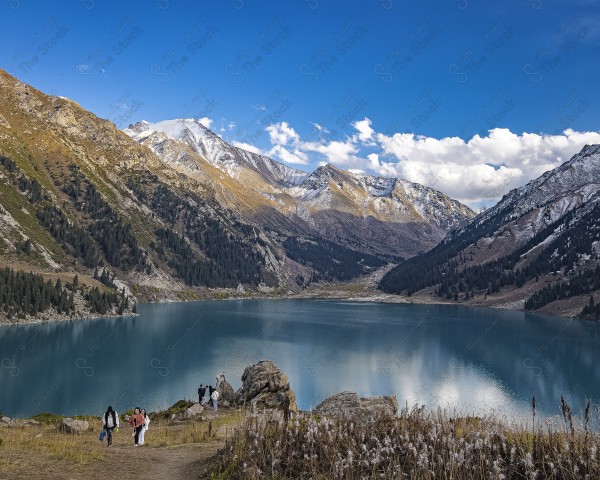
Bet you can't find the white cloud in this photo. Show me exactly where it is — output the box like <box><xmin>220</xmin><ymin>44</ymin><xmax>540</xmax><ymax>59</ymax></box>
<box><xmin>311</xmin><ymin>122</ymin><xmax>330</xmax><ymax>134</ymax></box>
<box><xmin>376</xmin><ymin>128</ymin><xmax>600</xmax><ymax>205</ymax></box>
<box><xmin>263</xmin><ymin>118</ymin><xmax>600</xmax><ymax>207</ymax></box>
<box><xmin>266</xmin><ymin>122</ymin><xmax>300</xmax><ymax>146</ymax></box>
<box><xmin>197</xmin><ymin>117</ymin><xmax>212</xmax><ymax>129</ymax></box>
<box><xmin>352</xmin><ymin>117</ymin><xmax>375</xmax><ymax>144</ymax></box>
<box><xmin>302</xmin><ymin>140</ymin><xmax>358</xmax><ymax>165</ymax></box>
<box><xmin>268</xmin><ymin>145</ymin><xmax>309</xmax><ymax>165</ymax></box>
<box><xmin>232</xmin><ymin>141</ymin><xmax>263</xmax><ymax>155</ymax></box>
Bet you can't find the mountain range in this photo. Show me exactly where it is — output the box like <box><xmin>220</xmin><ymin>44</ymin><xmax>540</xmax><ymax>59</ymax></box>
<box><xmin>2</xmin><ymin>67</ymin><xmax>599</xmax><ymax>321</ymax></box>
<box><xmin>380</xmin><ymin>144</ymin><xmax>600</xmax><ymax>318</ymax></box>
<box><xmin>124</xmin><ymin>118</ymin><xmax>474</xmax><ymax>258</ymax></box>
<box><xmin>0</xmin><ymin>69</ymin><xmax>474</xmax><ymax>320</ymax></box>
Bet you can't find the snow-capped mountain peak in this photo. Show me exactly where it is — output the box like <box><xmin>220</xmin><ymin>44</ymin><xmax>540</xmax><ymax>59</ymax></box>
<box><xmin>125</xmin><ymin>118</ymin><xmax>307</xmax><ymax>187</ymax></box>
<box><xmin>125</xmin><ymin>118</ymin><xmax>475</xmax><ymax>257</ymax></box>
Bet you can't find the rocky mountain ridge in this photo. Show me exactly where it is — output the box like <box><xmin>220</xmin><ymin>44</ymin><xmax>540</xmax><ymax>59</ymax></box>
<box><xmin>0</xmin><ymin>68</ymin><xmax>474</xmax><ymax>321</ymax></box>
<box><xmin>125</xmin><ymin>118</ymin><xmax>475</xmax><ymax>257</ymax></box>
<box><xmin>380</xmin><ymin>144</ymin><xmax>600</xmax><ymax>318</ymax></box>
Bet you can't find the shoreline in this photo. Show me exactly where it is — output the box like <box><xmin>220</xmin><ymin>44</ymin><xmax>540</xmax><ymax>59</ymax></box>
<box><xmin>0</xmin><ymin>288</ymin><xmax>578</xmax><ymax>327</ymax></box>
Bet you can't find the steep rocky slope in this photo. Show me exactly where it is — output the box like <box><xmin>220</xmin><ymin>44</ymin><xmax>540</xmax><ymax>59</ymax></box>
<box><xmin>380</xmin><ymin>144</ymin><xmax>600</xmax><ymax>318</ymax></box>
<box><xmin>0</xmin><ymin>68</ymin><xmax>474</xmax><ymax>321</ymax></box>
<box><xmin>125</xmin><ymin>119</ymin><xmax>475</xmax><ymax>257</ymax></box>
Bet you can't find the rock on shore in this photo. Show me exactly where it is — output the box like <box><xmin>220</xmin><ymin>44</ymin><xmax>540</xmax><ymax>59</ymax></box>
<box><xmin>315</xmin><ymin>392</ymin><xmax>398</xmax><ymax>420</ymax></box>
<box><xmin>60</xmin><ymin>418</ymin><xmax>90</xmax><ymax>433</ymax></box>
<box><xmin>234</xmin><ymin>359</ymin><xmax>297</xmax><ymax>411</ymax></box>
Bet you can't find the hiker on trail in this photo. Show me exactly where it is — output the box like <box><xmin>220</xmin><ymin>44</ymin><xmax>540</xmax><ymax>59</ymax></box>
<box><xmin>211</xmin><ymin>388</ymin><xmax>219</xmax><ymax>411</ymax></box>
<box><xmin>138</xmin><ymin>409</ymin><xmax>150</xmax><ymax>446</ymax></box>
<box><xmin>102</xmin><ymin>405</ymin><xmax>119</xmax><ymax>447</ymax></box>
<box><xmin>216</xmin><ymin>372</ymin><xmax>226</xmax><ymax>388</ymax></box>
<box><xmin>129</xmin><ymin>407</ymin><xmax>145</xmax><ymax>446</ymax></box>
<box><xmin>198</xmin><ymin>384</ymin><xmax>207</xmax><ymax>405</ymax></box>
<box><xmin>208</xmin><ymin>385</ymin><xmax>216</xmax><ymax>407</ymax></box>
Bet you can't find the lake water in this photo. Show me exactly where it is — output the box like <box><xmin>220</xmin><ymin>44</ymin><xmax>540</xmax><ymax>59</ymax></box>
<box><xmin>1</xmin><ymin>300</ymin><xmax>600</xmax><ymax>423</ymax></box>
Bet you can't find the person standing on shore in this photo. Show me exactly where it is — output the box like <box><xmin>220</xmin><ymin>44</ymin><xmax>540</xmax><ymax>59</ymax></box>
<box><xmin>211</xmin><ymin>388</ymin><xmax>219</xmax><ymax>412</ymax></box>
<box><xmin>208</xmin><ymin>385</ymin><xmax>216</xmax><ymax>407</ymax></box>
<box><xmin>129</xmin><ymin>407</ymin><xmax>145</xmax><ymax>446</ymax></box>
<box><xmin>138</xmin><ymin>409</ymin><xmax>150</xmax><ymax>445</ymax></box>
<box><xmin>102</xmin><ymin>405</ymin><xmax>119</xmax><ymax>447</ymax></box>
<box><xmin>198</xmin><ymin>384</ymin><xmax>207</xmax><ymax>405</ymax></box>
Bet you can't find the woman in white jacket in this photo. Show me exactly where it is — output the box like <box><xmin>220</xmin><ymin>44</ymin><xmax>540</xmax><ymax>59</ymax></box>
<box><xmin>138</xmin><ymin>408</ymin><xmax>150</xmax><ymax>445</ymax></box>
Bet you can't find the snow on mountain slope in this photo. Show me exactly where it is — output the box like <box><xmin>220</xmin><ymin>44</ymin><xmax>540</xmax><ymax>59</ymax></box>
<box><xmin>125</xmin><ymin>119</ymin><xmax>308</xmax><ymax>187</ymax></box>
<box><xmin>125</xmin><ymin>118</ymin><xmax>476</xmax><ymax>257</ymax></box>
<box><xmin>447</xmin><ymin>144</ymin><xmax>600</xmax><ymax>261</ymax></box>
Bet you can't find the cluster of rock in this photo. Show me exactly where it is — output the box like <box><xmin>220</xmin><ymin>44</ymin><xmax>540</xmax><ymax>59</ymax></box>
<box><xmin>1</xmin><ymin>416</ymin><xmax>40</xmax><ymax>427</ymax></box>
<box><xmin>0</xmin><ymin>415</ymin><xmax>90</xmax><ymax>432</ymax></box>
<box><xmin>179</xmin><ymin>359</ymin><xmax>297</xmax><ymax>420</ymax></box>
<box><xmin>315</xmin><ymin>392</ymin><xmax>398</xmax><ymax>420</ymax></box>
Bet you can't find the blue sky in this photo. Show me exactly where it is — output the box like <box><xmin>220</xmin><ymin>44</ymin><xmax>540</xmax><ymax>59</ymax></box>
<box><xmin>1</xmin><ymin>0</ymin><xmax>599</xmax><ymax>208</ymax></box>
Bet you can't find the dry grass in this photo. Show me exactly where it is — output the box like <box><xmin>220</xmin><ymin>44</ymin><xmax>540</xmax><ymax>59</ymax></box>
<box><xmin>149</xmin><ymin>413</ymin><xmax>243</xmax><ymax>447</ymax></box>
<box><xmin>204</xmin><ymin>402</ymin><xmax>600</xmax><ymax>479</ymax></box>
<box><xmin>0</xmin><ymin>409</ymin><xmax>242</xmax><ymax>480</ymax></box>
<box><xmin>0</xmin><ymin>423</ymin><xmax>105</xmax><ymax>479</ymax></box>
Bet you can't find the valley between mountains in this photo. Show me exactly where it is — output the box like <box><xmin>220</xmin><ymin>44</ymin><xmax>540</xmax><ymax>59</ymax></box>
<box><xmin>1</xmin><ymin>67</ymin><xmax>599</xmax><ymax>322</ymax></box>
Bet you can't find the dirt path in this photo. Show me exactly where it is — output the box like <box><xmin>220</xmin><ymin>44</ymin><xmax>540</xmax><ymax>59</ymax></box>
<box><xmin>102</xmin><ymin>441</ymin><xmax>223</xmax><ymax>480</ymax></box>
<box><xmin>0</xmin><ymin>412</ymin><xmax>238</xmax><ymax>480</ymax></box>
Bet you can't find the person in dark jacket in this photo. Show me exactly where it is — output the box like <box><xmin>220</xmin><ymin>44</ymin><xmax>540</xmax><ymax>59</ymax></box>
<box><xmin>102</xmin><ymin>405</ymin><xmax>119</xmax><ymax>447</ymax></box>
<box><xmin>198</xmin><ymin>384</ymin><xmax>207</xmax><ymax>405</ymax></box>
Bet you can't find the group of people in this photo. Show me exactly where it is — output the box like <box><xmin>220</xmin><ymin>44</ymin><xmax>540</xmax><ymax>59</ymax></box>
<box><xmin>100</xmin><ymin>405</ymin><xmax>150</xmax><ymax>447</ymax></box>
<box><xmin>197</xmin><ymin>371</ymin><xmax>226</xmax><ymax>411</ymax></box>
<box><xmin>100</xmin><ymin>372</ymin><xmax>225</xmax><ymax>448</ymax></box>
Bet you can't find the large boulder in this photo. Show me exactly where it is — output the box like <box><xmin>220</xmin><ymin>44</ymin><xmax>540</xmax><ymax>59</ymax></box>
<box><xmin>235</xmin><ymin>360</ymin><xmax>297</xmax><ymax>411</ymax></box>
<box><xmin>183</xmin><ymin>403</ymin><xmax>204</xmax><ymax>418</ymax></box>
<box><xmin>219</xmin><ymin>380</ymin><xmax>236</xmax><ymax>403</ymax></box>
<box><xmin>315</xmin><ymin>392</ymin><xmax>398</xmax><ymax>420</ymax></box>
<box><xmin>60</xmin><ymin>417</ymin><xmax>89</xmax><ymax>433</ymax></box>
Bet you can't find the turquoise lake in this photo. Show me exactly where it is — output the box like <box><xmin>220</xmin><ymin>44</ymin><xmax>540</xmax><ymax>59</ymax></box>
<box><xmin>1</xmin><ymin>300</ymin><xmax>599</xmax><ymax>422</ymax></box>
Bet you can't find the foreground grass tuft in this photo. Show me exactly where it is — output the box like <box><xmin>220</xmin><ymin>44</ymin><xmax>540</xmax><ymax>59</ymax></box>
<box><xmin>205</xmin><ymin>403</ymin><xmax>600</xmax><ymax>479</ymax></box>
